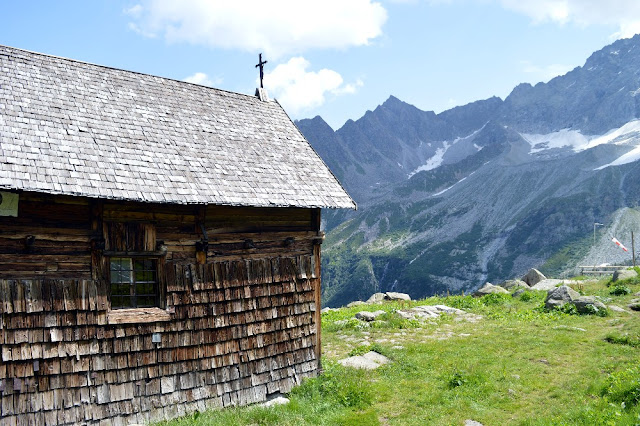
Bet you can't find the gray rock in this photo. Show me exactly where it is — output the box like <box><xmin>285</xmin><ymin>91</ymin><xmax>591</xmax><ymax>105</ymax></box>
<box><xmin>573</xmin><ymin>296</ymin><xmax>607</xmax><ymax>314</ymax></box>
<box><xmin>366</xmin><ymin>292</ymin><xmax>387</xmax><ymax>303</ymax></box>
<box><xmin>347</xmin><ymin>301</ymin><xmax>366</xmax><ymax>308</ymax></box>
<box><xmin>531</xmin><ymin>279</ymin><xmax>563</xmax><ymax>291</ymax></box>
<box><xmin>320</xmin><ymin>307</ymin><xmax>334</xmax><ymax>314</ymax></box>
<box><xmin>629</xmin><ymin>302</ymin><xmax>640</xmax><ymax>311</ymax></box>
<box><xmin>338</xmin><ymin>351</ymin><xmax>390</xmax><ymax>370</ymax></box>
<box><xmin>522</xmin><ymin>268</ymin><xmax>547</xmax><ymax>286</ymax></box>
<box><xmin>545</xmin><ymin>285</ymin><xmax>579</xmax><ymax>309</ymax></box>
<box><xmin>500</xmin><ymin>279</ymin><xmax>530</xmax><ymax>290</ymax></box>
<box><xmin>355</xmin><ymin>310</ymin><xmax>386</xmax><ymax>321</ymax></box>
<box><xmin>512</xmin><ymin>289</ymin><xmax>526</xmax><ymax>298</ymax></box>
<box><xmin>613</xmin><ymin>269</ymin><xmax>638</xmax><ymax>282</ymax></box>
<box><xmin>608</xmin><ymin>305</ymin><xmax>629</xmax><ymax>313</ymax></box>
<box><xmin>473</xmin><ymin>283</ymin><xmax>509</xmax><ymax>297</ymax></box>
<box><xmin>465</xmin><ymin>421</ymin><xmax>484</xmax><ymax>426</ymax></box>
<box><xmin>385</xmin><ymin>292</ymin><xmax>411</xmax><ymax>301</ymax></box>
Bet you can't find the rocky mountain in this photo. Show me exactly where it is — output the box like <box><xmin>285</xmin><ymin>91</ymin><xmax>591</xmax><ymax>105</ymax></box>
<box><xmin>296</xmin><ymin>34</ymin><xmax>640</xmax><ymax>307</ymax></box>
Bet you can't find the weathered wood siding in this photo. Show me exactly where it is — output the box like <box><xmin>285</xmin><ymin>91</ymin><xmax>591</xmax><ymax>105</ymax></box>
<box><xmin>0</xmin><ymin>192</ymin><xmax>322</xmax><ymax>425</ymax></box>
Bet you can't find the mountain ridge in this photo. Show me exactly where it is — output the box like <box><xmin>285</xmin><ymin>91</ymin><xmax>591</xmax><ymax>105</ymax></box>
<box><xmin>298</xmin><ymin>34</ymin><xmax>640</xmax><ymax>307</ymax></box>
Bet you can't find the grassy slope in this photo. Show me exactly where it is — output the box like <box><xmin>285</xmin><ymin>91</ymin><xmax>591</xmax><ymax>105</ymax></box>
<box><xmin>159</xmin><ymin>278</ymin><xmax>640</xmax><ymax>425</ymax></box>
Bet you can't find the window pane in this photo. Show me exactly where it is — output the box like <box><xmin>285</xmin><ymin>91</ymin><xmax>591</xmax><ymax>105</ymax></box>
<box><xmin>110</xmin><ymin>258</ymin><xmax>132</xmax><ymax>284</ymax></box>
<box><xmin>137</xmin><ymin>296</ymin><xmax>156</xmax><ymax>308</ymax></box>
<box><xmin>110</xmin><ymin>257</ymin><xmax>158</xmax><ymax>309</ymax></box>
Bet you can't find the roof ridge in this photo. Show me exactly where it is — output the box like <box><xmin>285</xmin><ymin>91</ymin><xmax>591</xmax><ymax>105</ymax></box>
<box><xmin>0</xmin><ymin>44</ymin><xmax>260</xmax><ymax>101</ymax></box>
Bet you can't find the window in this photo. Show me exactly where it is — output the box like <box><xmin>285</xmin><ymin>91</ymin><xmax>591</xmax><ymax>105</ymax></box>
<box><xmin>109</xmin><ymin>258</ymin><xmax>159</xmax><ymax>309</ymax></box>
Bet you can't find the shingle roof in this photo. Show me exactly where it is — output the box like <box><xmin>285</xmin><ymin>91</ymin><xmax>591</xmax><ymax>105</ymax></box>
<box><xmin>0</xmin><ymin>45</ymin><xmax>355</xmax><ymax>209</ymax></box>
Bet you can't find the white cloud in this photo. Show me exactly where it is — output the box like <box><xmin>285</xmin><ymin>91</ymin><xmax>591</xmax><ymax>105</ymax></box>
<box><xmin>126</xmin><ymin>0</ymin><xmax>387</xmax><ymax>57</ymax></box>
<box><xmin>264</xmin><ymin>57</ymin><xmax>362</xmax><ymax>113</ymax></box>
<box><xmin>499</xmin><ymin>0</ymin><xmax>640</xmax><ymax>39</ymax></box>
<box><xmin>183</xmin><ymin>72</ymin><xmax>222</xmax><ymax>87</ymax></box>
<box><xmin>520</xmin><ymin>60</ymin><xmax>573</xmax><ymax>81</ymax></box>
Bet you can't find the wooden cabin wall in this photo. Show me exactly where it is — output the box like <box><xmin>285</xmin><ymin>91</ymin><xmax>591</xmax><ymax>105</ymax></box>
<box><xmin>0</xmin><ymin>192</ymin><xmax>323</xmax><ymax>425</ymax></box>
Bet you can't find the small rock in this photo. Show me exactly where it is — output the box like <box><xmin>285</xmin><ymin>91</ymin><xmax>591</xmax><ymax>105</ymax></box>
<box><xmin>259</xmin><ymin>396</ymin><xmax>290</xmax><ymax>407</ymax></box>
<box><xmin>355</xmin><ymin>310</ymin><xmax>386</xmax><ymax>321</ymax></box>
<box><xmin>366</xmin><ymin>292</ymin><xmax>386</xmax><ymax>303</ymax></box>
<box><xmin>553</xmin><ymin>325</ymin><xmax>586</xmax><ymax>332</ymax></box>
<box><xmin>612</xmin><ymin>269</ymin><xmax>638</xmax><ymax>282</ymax></box>
<box><xmin>512</xmin><ymin>289</ymin><xmax>526</xmax><ymax>298</ymax></box>
<box><xmin>347</xmin><ymin>301</ymin><xmax>366</xmax><ymax>308</ymax></box>
<box><xmin>500</xmin><ymin>279</ymin><xmax>530</xmax><ymax>290</ymax></box>
<box><xmin>608</xmin><ymin>305</ymin><xmax>629</xmax><ymax>313</ymax></box>
<box><xmin>545</xmin><ymin>285</ymin><xmax>579</xmax><ymax>309</ymax></box>
<box><xmin>628</xmin><ymin>302</ymin><xmax>640</xmax><ymax>311</ymax></box>
<box><xmin>320</xmin><ymin>307</ymin><xmax>334</xmax><ymax>314</ymax></box>
<box><xmin>573</xmin><ymin>296</ymin><xmax>607</xmax><ymax>314</ymax></box>
<box><xmin>531</xmin><ymin>279</ymin><xmax>563</xmax><ymax>291</ymax></box>
<box><xmin>522</xmin><ymin>268</ymin><xmax>546</xmax><ymax>286</ymax></box>
<box><xmin>385</xmin><ymin>292</ymin><xmax>411</xmax><ymax>301</ymax></box>
<box><xmin>473</xmin><ymin>283</ymin><xmax>509</xmax><ymax>297</ymax></box>
<box><xmin>465</xmin><ymin>420</ymin><xmax>484</xmax><ymax>426</ymax></box>
<box><xmin>338</xmin><ymin>351</ymin><xmax>390</xmax><ymax>370</ymax></box>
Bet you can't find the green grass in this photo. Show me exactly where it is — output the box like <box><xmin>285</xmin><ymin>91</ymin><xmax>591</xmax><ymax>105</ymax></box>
<box><xmin>159</xmin><ymin>280</ymin><xmax>640</xmax><ymax>425</ymax></box>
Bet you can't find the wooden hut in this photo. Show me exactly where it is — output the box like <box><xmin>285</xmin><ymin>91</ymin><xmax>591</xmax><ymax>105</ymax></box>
<box><xmin>0</xmin><ymin>45</ymin><xmax>355</xmax><ymax>425</ymax></box>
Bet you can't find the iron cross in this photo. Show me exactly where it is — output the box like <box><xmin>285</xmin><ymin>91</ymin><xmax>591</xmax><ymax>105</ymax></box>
<box><xmin>255</xmin><ymin>53</ymin><xmax>267</xmax><ymax>88</ymax></box>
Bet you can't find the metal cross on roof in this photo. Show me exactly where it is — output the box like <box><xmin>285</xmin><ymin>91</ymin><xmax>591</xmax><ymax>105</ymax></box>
<box><xmin>255</xmin><ymin>53</ymin><xmax>267</xmax><ymax>88</ymax></box>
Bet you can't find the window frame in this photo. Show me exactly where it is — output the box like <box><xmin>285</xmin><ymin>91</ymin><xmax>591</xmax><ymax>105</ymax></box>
<box><xmin>108</xmin><ymin>255</ymin><xmax>163</xmax><ymax>310</ymax></box>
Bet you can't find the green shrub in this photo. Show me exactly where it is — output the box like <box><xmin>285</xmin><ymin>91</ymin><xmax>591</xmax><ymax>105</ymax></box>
<box><xmin>602</xmin><ymin>365</ymin><xmax>640</xmax><ymax>408</ymax></box>
<box><xmin>480</xmin><ymin>293</ymin><xmax>511</xmax><ymax>306</ymax></box>
<box><xmin>519</xmin><ymin>291</ymin><xmax>535</xmax><ymax>302</ymax></box>
<box><xmin>610</xmin><ymin>284</ymin><xmax>632</xmax><ymax>295</ymax></box>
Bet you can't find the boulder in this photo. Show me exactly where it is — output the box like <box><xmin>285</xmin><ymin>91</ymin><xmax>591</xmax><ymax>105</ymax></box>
<box><xmin>612</xmin><ymin>269</ymin><xmax>638</xmax><ymax>282</ymax></box>
<box><xmin>531</xmin><ymin>279</ymin><xmax>563</xmax><ymax>291</ymax></box>
<box><xmin>347</xmin><ymin>301</ymin><xmax>366</xmax><ymax>308</ymax></box>
<box><xmin>500</xmin><ymin>279</ymin><xmax>530</xmax><ymax>290</ymax></box>
<box><xmin>385</xmin><ymin>292</ymin><xmax>411</xmax><ymax>301</ymax></box>
<box><xmin>522</xmin><ymin>268</ymin><xmax>546</xmax><ymax>286</ymax></box>
<box><xmin>473</xmin><ymin>283</ymin><xmax>509</xmax><ymax>297</ymax></box>
<box><xmin>355</xmin><ymin>310</ymin><xmax>386</xmax><ymax>322</ymax></box>
<box><xmin>545</xmin><ymin>285</ymin><xmax>579</xmax><ymax>309</ymax></box>
<box><xmin>573</xmin><ymin>296</ymin><xmax>607</xmax><ymax>314</ymax></box>
<box><xmin>366</xmin><ymin>292</ymin><xmax>386</xmax><ymax>303</ymax></box>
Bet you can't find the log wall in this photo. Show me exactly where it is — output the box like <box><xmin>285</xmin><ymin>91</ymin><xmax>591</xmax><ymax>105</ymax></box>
<box><xmin>0</xmin><ymin>192</ymin><xmax>323</xmax><ymax>425</ymax></box>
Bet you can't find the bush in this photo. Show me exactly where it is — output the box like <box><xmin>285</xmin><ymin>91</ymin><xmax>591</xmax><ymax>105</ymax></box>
<box><xmin>610</xmin><ymin>284</ymin><xmax>632</xmax><ymax>295</ymax></box>
<box><xmin>602</xmin><ymin>365</ymin><xmax>640</xmax><ymax>408</ymax></box>
<box><xmin>480</xmin><ymin>293</ymin><xmax>512</xmax><ymax>306</ymax></box>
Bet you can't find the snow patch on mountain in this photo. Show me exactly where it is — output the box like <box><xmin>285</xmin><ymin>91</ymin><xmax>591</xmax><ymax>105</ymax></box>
<box><xmin>521</xmin><ymin>119</ymin><xmax>640</xmax><ymax>155</ymax></box>
<box><xmin>521</xmin><ymin>129</ymin><xmax>590</xmax><ymax>153</ymax></box>
<box><xmin>407</xmin><ymin>125</ymin><xmax>487</xmax><ymax>178</ymax></box>
<box><xmin>595</xmin><ymin>145</ymin><xmax>640</xmax><ymax>170</ymax></box>
<box><xmin>407</xmin><ymin>142</ymin><xmax>451</xmax><ymax>178</ymax></box>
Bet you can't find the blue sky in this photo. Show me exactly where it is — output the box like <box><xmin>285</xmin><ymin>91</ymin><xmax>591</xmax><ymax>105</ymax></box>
<box><xmin>2</xmin><ymin>1</ymin><xmax>639</xmax><ymax>130</ymax></box>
